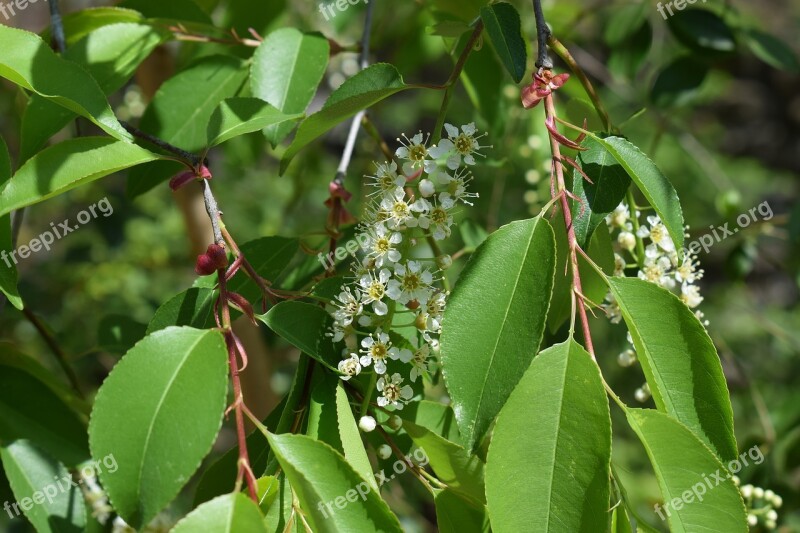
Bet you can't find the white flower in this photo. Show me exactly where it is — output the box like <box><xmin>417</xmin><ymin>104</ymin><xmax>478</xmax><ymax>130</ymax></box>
<box><xmin>387</xmin><ymin>261</ymin><xmax>435</xmax><ymax>305</ymax></box>
<box><xmin>645</xmin><ymin>215</ymin><xmax>675</xmax><ymax>253</ymax></box>
<box><xmin>359</xmin><ymin>330</ymin><xmax>410</xmax><ymax>374</ymax></box>
<box><xmin>396</xmin><ymin>132</ymin><xmax>437</xmax><ymax>175</ymax></box>
<box><xmin>338</xmin><ymin>353</ymin><xmax>362</xmax><ymax>380</ymax></box>
<box><xmin>638</xmin><ymin>255</ymin><xmax>674</xmax><ymax>289</ymax></box>
<box><xmin>425</xmin><ymin>202</ymin><xmax>454</xmax><ymax>241</ymax></box>
<box><xmin>366</xmin><ymin>160</ymin><xmax>405</xmax><ymax>196</ymax></box>
<box><xmin>333</xmin><ymin>287</ymin><xmax>363</xmax><ymax>327</ymax></box>
<box><xmin>617</xmin><ymin>349</ymin><xmax>636</xmax><ymax>367</ymax></box>
<box><xmin>680</xmin><ymin>283</ymin><xmax>703</xmax><ymax>308</ymax></box>
<box><xmin>380</xmin><ymin>188</ymin><xmax>427</xmax><ymax>229</ymax></box>
<box><xmin>618</xmin><ymin>231</ymin><xmax>636</xmax><ymax>251</ymax></box>
<box><xmin>421</xmin><ymin>291</ymin><xmax>446</xmax><ymax>333</ymax></box>
<box><xmin>434</xmin><ymin>123</ymin><xmax>488</xmax><ymax>169</ymax></box>
<box><xmin>365</xmin><ymin>224</ymin><xmax>403</xmax><ymax>267</ymax></box>
<box><xmin>613</xmin><ymin>253</ymin><xmax>626</xmax><ymax>276</ymax></box>
<box><xmin>676</xmin><ymin>255</ymin><xmax>703</xmax><ymax>284</ymax></box>
<box><xmin>439</xmin><ymin>168</ymin><xmax>478</xmax><ymax>208</ymax></box>
<box><xmin>410</xmin><ymin>344</ymin><xmax>433</xmax><ymax>382</ymax></box>
<box><xmin>377</xmin><ymin>373</ymin><xmax>414</xmax><ymax>410</ymax></box>
<box><xmin>358</xmin><ymin>268</ymin><xmax>391</xmax><ymax>315</ymax></box>
<box><xmin>607</xmin><ymin>203</ymin><xmax>630</xmax><ymax>228</ymax></box>
<box><xmin>602</xmin><ymin>291</ymin><xmax>623</xmax><ymax>324</ymax></box>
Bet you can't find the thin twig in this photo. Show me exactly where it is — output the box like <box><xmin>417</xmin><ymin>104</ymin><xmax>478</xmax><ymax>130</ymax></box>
<box><xmin>22</xmin><ymin>308</ymin><xmax>84</xmax><ymax>398</ymax></box>
<box><xmin>120</xmin><ymin>122</ymin><xmax>203</xmax><ymax>168</ymax></box>
<box><xmin>532</xmin><ymin>0</ymin><xmax>553</xmax><ymax>69</ymax></box>
<box><xmin>48</xmin><ymin>0</ymin><xmax>66</xmax><ymax>54</ymax></box>
<box><xmin>202</xmin><ymin>180</ymin><xmax>224</xmax><ymax>245</ymax></box>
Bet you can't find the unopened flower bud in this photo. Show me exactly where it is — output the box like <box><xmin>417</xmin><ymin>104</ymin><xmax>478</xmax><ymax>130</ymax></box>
<box><xmin>358</xmin><ymin>415</ymin><xmax>377</xmax><ymax>433</ymax></box>
<box><xmin>617</xmin><ymin>349</ymin><xmax>636</xmax><ymax>367</ymax></box>
<box><xmin>206</xmin><ymin>243</ymin><xmax>229</xmax><ymax>269</ymax></box>
<box><xmin>377</xmin><ymin>444</ymin><xmax>392</xmax><ymax>460</ymax></box>
<box><xmin>387</xmin><ymin>415</ymin><xmax>402</xmax><ymax>431</ymax></box>
<box><xmin>436</xmin><ymin>254</ymin><xmax>453</xmax><ymax>270</ymax></box>
<box><xmin>419</xmin><ymin>179</ymin><xmax>435</xmax><ymax>197</ymax></box>
<box><xmin>195</xmin><ymin>254</ymin><xmax>217</xmax><ymax>276</ymax></box>
<box><xmin>754</xmin><ymin>487</ymin><xmax>764</xmax><ymax>499</ymax></box>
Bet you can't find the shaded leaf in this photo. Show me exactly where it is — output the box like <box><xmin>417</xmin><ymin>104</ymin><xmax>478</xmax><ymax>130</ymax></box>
<box><xmin>97</xmin><ymin>314</ymin><xmax>147</xmax><ymax>354</ymax></box>
<box><xmin>667</xmin><ymin>9</ymin><xmax>736</xmax><ymax>55</ymax></box>
<box><xmin>207</xmin><ymin>98</ymin><xmax>302</xmax><ymax>147</ymax></box>
<box><xmin>256</xmin><ymin>302</ymin><xmax>339</xmax><ymax>370</ymax></box>
<box><xmin>742</xmin><ymin>28</ymin><xmax>800</xmax><ymax>72</ymax></box>
<box><xmin>651</xmin><ymin>56</ymin><xmax>709</xmax><ymax>108</ymax></box>
<box><xmin>480</xmin><ymin>3</ymin><xmax>526</xmax><ymax>83</ymax></box>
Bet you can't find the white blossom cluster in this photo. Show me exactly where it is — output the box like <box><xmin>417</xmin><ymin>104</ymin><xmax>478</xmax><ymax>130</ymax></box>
<box><xmin>734</xmin><ymin>477</ymin><xmax>782</xmax><ymax>530</ymax></box>
<box><xmin>330</xmin><ymin>123</ymin><xmax>487</xmax><ymax>410</ymax></box>
<box><xmin>602</xmin><ymin>203</ymin><xmax>707</xmax><ymax>403</ymax></box>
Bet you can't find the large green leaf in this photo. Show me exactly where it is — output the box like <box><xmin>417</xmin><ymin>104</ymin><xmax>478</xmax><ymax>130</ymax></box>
<box><xmin>172</xmin><ymin>493</ymin><xmax>267</xmax><ymax>533</ymax></box>
<box><xmin>666</xmin><ymin>8</ymin><xmax>736</xmax><ymax>55</ymax></box>
<box><xmin>281</xmin><ymin>64</ymin><xmax>413</xmax><ymax>174</ymax></box>
<box><xmin>403</xmin><ymin>420</ymin><xmax>485</xmax><ymax>504</ymax></box>
<box><xmin>397</xmin><ymin>400</ymin><xmax>461</xmax><ymax>445</ymax></box>
<box><xmin>626</xmin><ymin>408</ymin><xmax>747</xmax><ymax>532</ymax></box>
<box><xmin>147</xmin><ymin>287</ymin><xmax>217</xmax><ymax>334</ymax></box>
<box><xmin>435</xmin><ymin>488</ymin><xmax>490</xmax><ymax>533</ymax></box>
<box><xmin>257</xmin><ymin>302</ymin><xmax>339</xmax><ymax>369</ymax></box>
<box><xmin>250</xmin><ymin>29</ymin><xmax>329</xmax><ymax>146</ymax></box>
<box><xmin>0</xmin><ymin>440</ymin><xmax>86</xmax><ymax>532</ymax></box>
<box><xmin>266</xmin><ymin>432</ymin><xmax>403</xmax><ymax>533</ymax></box>
<box><xmin>584</xmin><ymin>135</ymin><xmax>684</xmax><ymax>257</ymax></box>
<box><xmin>485</xmin><ymin>339</ymin><xmax>611</xmax><ymax>532</ymax></box>
<box><xmin>0</xmin><ymin>137</ymin><xmax>21</xmax><ymax>309</ymax></box>
<box><xmin>0</xmin><ymin>25</ymin><xmax>129</xmax><ymax>141</ymax></box>
<box><xmin>480</xmin><ymin>3</ymin><xmax>526</xmax><ymax>83</ymax></box>
<box><xmin>40</xmin><ymin>7</ymin><xmax>144</xmax><ymax>46</ymax></box>
<box><xmin>609</xmin><ymin>277</ymin><xmax>737</xmax><ymax>462</ymax></box>
<box><xmin>88</xmin><ymin>327</ymin><xmax>228</xmax><ymax>528</ymax></box>
<box><xmin>207</xmin><ymin>98</ymin><xmax>302</xmax><ymax>147</ymax></box>
<box><xmin>0</xmin><ymin>137</ymin><xmax>160</xmax><ymax>217</ymax></box>
<box><xmin>127</xmin><ymin>55</ymin><xmax>248</xmax><ymax>197</ymax></box>
<box><xmin>440</xmin><ymin>217</ymin><xmax>556</xmax><ymax>452</ymax></box>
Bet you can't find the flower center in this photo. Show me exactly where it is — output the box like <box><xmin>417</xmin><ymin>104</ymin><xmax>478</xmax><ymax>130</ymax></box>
<box><xmin>409</xmin><ymin>145</ymin><xmax>427</xmax><ymax>161</ymax></box>
<box><xmin>650</xmin><ymin>225</ymin><xmax>665</xmax><ymax>243</ymax></box>
<box><xmin>379</xmin><ymin>175</ymin><xmax>395</xmax><ymax>189</ymax></box>
<box><xmin>392</xmin><ymin>201</ymin><xmax>409</xmax><ymax>219</ymax></box>
<box><xmin>367</xmin><ymin>282</ymin><xmax>385</xmax><ymax>301</ymax></box>
<box><xmin>643</xmin><ymin>264</ymin><xmax>663</xmax><ymax>283</ymax></box>
<box><xmin>343</xmin><ymin>361</ymin><xmax>357</xmax><ymax>375</ymax></box>
<box><xmin>371</xmin><ymin>343</ymin><xmax>388</xmax><ymax>360</ymax></box>
<box><xmin>375</xmin><ymin>237</ymin><xmax>390</xmax><ymax>253</ymax></box>
<box><xmin>401</xmin><ymin>273</ymin><xmax>421</xmax><ymax>291</ymax></box>
<box><xmin>431</xmin><ymin>208</ymin><xmax>448</xmax><ymax>224</ymax></box>
<box><xmin>455</xmin><ymin>134</ymin><xmax>473</xmax><ymax>155</ymax></box>
<box><xmin>383</xmin><ymin>383</ymin><xmax>401</xmax><ymax>401</ymax></box>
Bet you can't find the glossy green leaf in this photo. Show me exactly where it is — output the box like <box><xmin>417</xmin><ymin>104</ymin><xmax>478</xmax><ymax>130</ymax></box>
<box><xmin>666</xmin><ymin>8</ymin><xmax>736</xmax><ymax>55</ymax></box>
<box><xmin>127</xmin><ymin>55</ymin><xmax>248</xmax><ymax>197</ymax></box>
<box><xmin>263</xmin><ymin>474</ymin><xmax>299</xmax><ymax>533</ymax></box>
<box><xmin>0</xmin><ymin>440</ymin><xmax>86</xmax><ymax>532</ymax></box>
<box><xmin>626</xmin><ymin>408</ymin><xmax>747</xmax><ymax>532</ymax></box>
<box><xmin>41</xmin><ymin>7</ymin><xmax>144</xmax><ymax>46</ymax></box>
<box><xmin>281</xmin><ymin>64</ymin><xmax>412</xmax><ymax>174</ymax></box>
<box><xmin>88</xmin><ymin>327</ymin><xmax>228</xmax><ymax>528</ymax></box>
<box><xmin>461</xmin><ymin>30</ymin><xmax>507</xmax><ymax>135</ymax></box>
<box><xmin>147</xmin><ymin>287</ymin><xmax>217</xmax><ymax>334</ymax></box>
<box><xmin>257</xmin><ymin>302</ymin><xmax>339</xmax><ymax>370</ymax></box>
<box><xmin>611</xmin><ymin>506</ymin><xmax>634</xmax><ymax>533</ymax></box>
<box><xmin>486</xmin><ymin>339</ymin><xmax>611</xmax><ymax>532</ymax></box>
<box><xmin>0</xmin><ymin>25</ymin><xmax>129</xmax><ymax>141</ymax></box>
<box><xmin>435</xmin><ymin>488</ymin><xmax>490</xmax><ymax>533</ymax></box>
<box><xmin>584</xmin><ymin>135</ymin><xmax>684</xmax><ymax>257</ymax></box>
<box><xmin>230</xmin><ymin>236</ymin><xmax>299</xmax><ymax>299</ymax></box>
<box><xmin>403</xmin><ymin>419</ymin><xmax>485</xmax><ymax>504</ymax></box>
<box><xmin>609</xmin><ymin>277</ymin><xmax>737</xmax><ymax>462</ymax></box>
<box><xmin>251</xmin><ymin>29</ymin><xmax>329</xmax><ymax>146</ymax></box>
<box><xmin>0</xmin><ymin>137</ymin><xmax>21</xmax><ymax>309</ymax></box>
<box><xmin>480</xmin><ymin>3</ymin><xmax>526</xmax><ymax>83</ymax></box>
<box><xmin>207</xmin><ymin>98</ymin><xmax>302</xmax><ymax>147</ymax></box>
<box><xmin>172</xmin><ymin>493</ymin><xmax>267</xmax><ymax>533</ymax></box>
<box><xmin>335</xmin><ymin>383</ymin><xmax>376</xmax><ymax>489</ymax></box>
<box><xmin>266</xmin><ymin>432</ymin><xmax>403</xmax><ymax>533</ymax></box>
<box><xmin>0</xmin><ymin>137</ymin><xmax>159</xmax><ymax>218</ymax></box>
<box><xmin>0</xmin><ymin>351</ymin><xmax>89</xmax><ymax>466</ymax></box>
<box><xmin>440</xmin><ymin>217</ymin><xmax>556</xmax><ymax>452</ymax></box>
<box><xmin>742</xmin><ymin>28</ymin><xmax>800</xmax><ymax>72</ymax></box>
<box><xmin>398</xmin><ymin>400</ymin><xmax>461</xmax><ymax>445</ymax></box>
<box><xmin>651</xmin><ymin>56</ymin><xmax>709</xmax><ymax>108</ymax></box>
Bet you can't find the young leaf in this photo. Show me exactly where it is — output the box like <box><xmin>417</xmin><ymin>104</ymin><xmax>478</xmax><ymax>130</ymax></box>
<box><xmin>266</xmin><ymin>432</ymin><xmax>404</xmax><ymax>533</ymax></box>
<box><xmin>480</xmin><ymin>2</ymin><xmax>527</xmax><ymax>83</ymax></box>
<box><xmin>0</xmin><ymin>137</ymin><xmax>160</xmax><ymax>217</ymax></box>
<box><xmin>0</xmin><ymin>25</ymin><xmax>130</xmax><ymax>141</ymax></box>
<box><xmin>0</xmin><ymin>137</ymin><xmax>21</xmax><ymax>309</ymax></box>
<box><xmin>440</xmin><ymin>217</ymin><xmax>556</xmax><ymax>452</ymax></box>
<box><xmin>0</xmin><ymin>440</ymin><xmax>86</xmax><ymax>532</ymax></box>
<box><xmin>742</xmin><ymin>28</ymin><xmax>800</xmax><ymax>72</ymax></box>
<box><xmin>88</xmin><ymin>327</ymin><xmax>229</xmax><ymax>529</ymax></box>
<box><xmin>256</xmin><ymin>302</ymin><xmax>339</xmax><ymax>370</ymax></box>
<box><xmin>281</xmin><ymin>64</ymin><xmax>412</xmax><ymax>174</ymax></box>
<box><xmin>626</xmin><ymin>408</ymin><xmax>747</xmax><ymax>532</ymax></box>
<box><xmin>250</xmin><ymin>29</ymin><xmax>330</xmax><ymax>147</ymax></box>
<box><xmin>485</xmin><ymin>339</ymin><xmax>612</xmax><ymax>532</ymax></box>
<box><xmin>207</xmin><ymin>98</ymin><xmax>303</xmax><ymax>147</ymax></box>
<box><xmin>666</xmin><ymin>8</ymin><xmax>736</xmax><ymax>55</ymax></box>
<box><xmin>147</xmin><ymin>287</ymin><xmax>217</xmax><ymax>334</ymax></box>
<box><xmin>172</xmin><ymin>493</ymin><xmax>267</xmax><ymax>533</ymax></box>
<box><xmin>609</xmin><ymin>277</ymin><xmax>737</xmax><ymax>462</ymax></box>
<box><xmin>584</xmin><ymin>135</ymin><xmax>685</xmax><ymax>257</ymax></box>
<box><xmin>435</xmin><ymin>488</ymin><xmax>490</xmax><ymax>533</ymax></box>
<box><xmin>403</xmin><ymin>419</ymin><xmax>486</xmax><ymax>504</ymax></box>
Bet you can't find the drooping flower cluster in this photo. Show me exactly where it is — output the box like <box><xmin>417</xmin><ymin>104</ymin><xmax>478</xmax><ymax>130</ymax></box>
<box><xmin>329</xmin><ymin>124</ymin><xmax>487</xmax><ymax>410</ymax></box>
<box><xmin>602</xmin><ymin>202</ymin><xmax>707</xmax><ymax>402</ymax></box>
<box><xmin>735</xmin><ymin>477</ymin><xmax>782</xmax><ymax>530</ymax></box>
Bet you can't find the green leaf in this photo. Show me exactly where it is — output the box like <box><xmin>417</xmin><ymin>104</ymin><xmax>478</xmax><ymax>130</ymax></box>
<box><xmin>250</xmin><ymin>29</ymin><xmax>329</xmax><ymax>147</ymax></box>
<box><xmin>118</xmin><ymin>0</ymin><xmax>213</xmax><ymax>23</ymax></box>
<box><xmin>397</xmin><ymin>400</ymin><xmax>461</xmax><ymax>445</ymax></box>
<box><xmin>127</xmin><ymin>55</ymin><xmax>248</xmax><ymax>197</ymax></box>
<box><xmin>583</xmin><ymin>135</ymin><xmax>684</xmax><ymax>257</ymax></box>
<box><xmin>403</xmin><ymin>419</ymin><xmax>485</xmax><ymax>504</ymax></box>
<box><xmin>609</xmin><ymin>277</ymin><xmax>737</xmax><ymax>462</ymax></box>
<box><xmin>485</xmin><ymin>339</ymin><xmax>611</xmax><ymax>532</ymax></box>
<box><xmin>651</xmin><ymin>56</ymin><xmax>709</xmax><ymax>108</ymax></box>
<box><xmin>97</xmin><ymin>314</ymin><xmax>147</xmax><ymax>354</ymax></box>
<box><xmin>207</xmin><ymin>98</ymin><xmax>303</xmax><ymax>147</ymax></box>
<box><xmin>666</xmin><ymin>8</ymin><xmax>736</xmax><ymax>55</ymax></box>
<box><xmin>88</xmin><ymin>327</ymin><xmax>228</xmax><ymax>528</ymax></box>
<box><xmin>461</xmin><ymin>30</ymin><xmax>507</xmax><ymax>135</ymax></box>
<box><xmin>147</xmin><ymin>287</ymin><xmax>217</xmax><ymax>334</ymax></box>
<box><xmin>281</xmin><ymin>64</ymin><xmax>412</xmax><ymax>174</ymax></box>
<box><xmin>431</xmin><ymin>0</ymin><xmax>485</xmax><ymax>22</ymax></box>
<box><xmin>266</xmin><ymin>432</ymin><xmax>403</xmax><ymax>533</ymax></box>
<box><xmin>1</xmin><ymin>440</ymin><xmax>86</xmax><ymax>532</ymax></box>
<box><xmin>0</xmin><ymin>351</ymin><xmax>89</xmax><ymax>466</ymax></box>
<box><xmin>0</xmin><ymin>25</ymin><xmax>130</xmax><ymax>141</ymax></box>
<box><xmin>440</xmin><ymin>217</ymin><xmax>556</xmax><ymax>452</ymax></box>
<box><xmin>263</xmin><ymin>474</ymin><xmax>299</xmax><ymax>533</ymax></box>
<box><xmin>257</xmin><ymin>302</ymin><xmax>339</xmax><ymax>370</ymax></box>
<box><xmin>435</xmin><ymin>488</ymin><xmax>490</xmax><ymax>533</ymax></box>
<box><xmin>41</xmin><ymin>7</ymin><xmax>144</xmax><ymax>46</ymax></box>
<box><xmin>611</xmin><ymin>506</ymin><xmax>634</xmax><ymax>533</ymax></box>
<box><xmin>480</xmin><ymin>3</ymin><xmax>526</xmax><ymax>83</ymax></box>
<box><xmin>335</xmin><ymin>383</ymin><xmax>376</xmax><ymax>490</ymax></box>
<box><xmin>230</xmin><ymin>237</ymin><xmax>299</xmax><ymax>298</ymax></box>
<box><xmin>604</xmin><ymin>3</ymin><xmax>648</xmax><ymax>46</ymax></box>
<box><xmin>172</xmin><ymin>493</ymin><xmax>267</xmax><ymax>533</ymax></box>
<box><xmin>607</xmin><ymin>22</ymin><xmax>652</xmax><ymax>81</ymax></box>
<box><xmin>0</xmin><ymin>137</ymin><xmax>160</xmax><ymax>218</ymax></box>
<box><xmin>626</xmin><ymin>408</ymin><xmax>747</xmax><ymax>532</ymax></box>
<box><xmin>0</xmin><ymin>137</ymin><xmax>21</xmax><ymax>309</ymax></box>
<box><xmin>742</xmin><ymin>28</ymin><xmax>800</xmax><ymax>72</ymax></box>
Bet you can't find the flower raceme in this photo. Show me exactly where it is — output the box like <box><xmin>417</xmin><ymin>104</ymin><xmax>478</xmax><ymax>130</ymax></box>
<box><xmin>327</xmin><ymin>123</ymin><xmax>487</xmax><ymax>409</ymax></box>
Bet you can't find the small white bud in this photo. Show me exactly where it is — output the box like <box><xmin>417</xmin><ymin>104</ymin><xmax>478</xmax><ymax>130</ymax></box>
<box><xmin>741</xmin><ymin>484</ymin><xmax>753</xmax><ymax>499</ymax></box>
<box><xmin>377</xmin><ymin>444</ymin><xmax>392</xmax><ymax>460</ymax></box>
<box><xmin>764</xmin><ymin>489</ymin><xmax>774</xmax><ymax>500</ymax></box>
<box><xmin>419</xmin><ymin>179</ymin><xmax>436</xmax><ymax>197</ymax></box>
<box><xmin>747</xmin><ymin>514</ymin><xmax>757</xmax><ymax>527</ymax></box>
<box><xmin>387</xmin><ymin>415</ymin><xmax>403</xmax><ymax>431</ymax></box>
<box><xmin>731</xmin><ymin>475</ymin><xmax>740</xmax><ymax>486</ymax></box>
<box><xmin>634</xmin><ymin>385</ymin><xmax>651</xmax><ymax>403</ymax></box>
<box><xmin>754</xmin><ymin>487</ymin><xmax>764</xmax><ymax>499</ymax></box>
<box><xmin>358</xmin><ymin>415</ymin><xmax>377</xmax><ymax>433</ymax></box>
<box><xmin>436</xmin><ymin>254</ymin><xmax>453</xmax><ymax>270</ymax></box>
<box><xmin>766</xmin><ymin>509</ymin><xmax>777</xmax><ymax>521</ymax></box>
<box><xmin>617</xmin><ymin>349</ymin><xmax>636</xmax><ymax>367</ymax></box>
<box><xmin>772</xmin><ymin>494</ymin><xmax>783</xmax><ymax>508</ymax></box>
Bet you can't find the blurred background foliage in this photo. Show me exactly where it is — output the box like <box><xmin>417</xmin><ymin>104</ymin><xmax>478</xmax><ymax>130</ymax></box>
<box><xmin>1</xmin><ymin>0</ymin><xmax>799</xmax><ymax>531</ymax></box>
